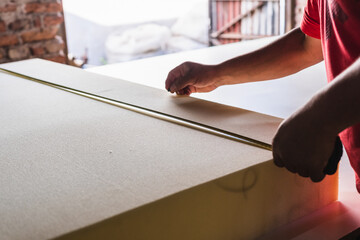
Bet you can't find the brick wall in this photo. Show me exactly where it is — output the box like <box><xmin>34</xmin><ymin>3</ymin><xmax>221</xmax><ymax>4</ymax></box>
<box><xmin>0</xmin><ymin>0</ymin><xmax>66</xmax><ymax>64</ymax></box>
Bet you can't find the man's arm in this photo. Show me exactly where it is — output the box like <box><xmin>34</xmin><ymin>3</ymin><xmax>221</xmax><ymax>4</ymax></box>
<box><xmin>273</xmin><ymin>57</ymin><xmax>360</xmax><ymax>182</ymax></box>
<box><xmin>165</xmin><ymin>27</ymin><xmax>322</xmax><ymax>95</ymax></box>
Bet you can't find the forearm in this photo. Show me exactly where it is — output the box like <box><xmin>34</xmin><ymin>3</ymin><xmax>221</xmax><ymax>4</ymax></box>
<box><xmin>305</xmin><ymin>57</ymin><xmax>360</xmax><ymax>135</ymax></box>
<box><xmin>214</xmin><ymin>27</ymin><xmax>323</xmax><ymax>85</ymax></box>
<box><xmin>272</xmin><ymin>57</ymin><xmax>360</xmax><ymax>182</ymax></box>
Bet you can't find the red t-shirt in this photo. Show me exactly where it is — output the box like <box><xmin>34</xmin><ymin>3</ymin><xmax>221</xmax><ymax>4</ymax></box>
<box><xmin>300</xmin><ymin>0</ymin><xmax>360</xmax><ymax>193</ymax></box>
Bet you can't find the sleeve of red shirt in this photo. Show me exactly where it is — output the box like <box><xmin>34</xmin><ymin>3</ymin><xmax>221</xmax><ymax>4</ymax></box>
<box><xmin>300</xmin><ymin>0</ymin><xmax>321</xmax><ymax>39</ymax></box>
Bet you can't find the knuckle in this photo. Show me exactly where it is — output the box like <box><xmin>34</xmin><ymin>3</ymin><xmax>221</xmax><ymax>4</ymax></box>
<box><xmin>181</xmin><ymin>62</ymin><xmax>191</xmax><ymax>76</ymax></box>
<box><xmin>298</xmin><ymin>170</ymin><xmax>309</xmax><ymax>178</ymax></box>
<box><xmin>286</xmin><ymin>166</ymin><xmax>297</xmax><ymax>173</ymax></box>
<box><xmin>310</xmin><ymin>173</ymin><xmax>325</xmax><ymax>182</ymax></box>
<box><xmin>273</xmin><ymin>159</ymin><xmax>284</xmax><ymax>168</ymax></box>
<box><xmin>272</xmin><ymin>151</ymin><xmax>285</xmax><ymax>168</ymax></box>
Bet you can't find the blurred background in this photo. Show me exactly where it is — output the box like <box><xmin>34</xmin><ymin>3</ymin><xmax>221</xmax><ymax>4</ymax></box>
<box><xmin>0</xmin><ymin>0</ymin><xmax>306</xmax><ymax>68</ymax></box>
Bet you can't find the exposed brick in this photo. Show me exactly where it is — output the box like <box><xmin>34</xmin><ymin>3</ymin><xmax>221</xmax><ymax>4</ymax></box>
<box><xmin>1</xmin><ymin>12</ymin><xmax>17</xmax><ymax>24</ymax></box>
<box><xmin>8</xmin><ymin>45</ymin><xmax>30</xmax><ymax>60</ymax></box>
<box><xmin>0</xmin><ymin>48</ymin><xmax>6</xmax><ymax>59</ymax></box>
<box><xmin>0</xmin><ymin>34</ymin><xmax>19</xmax><ymax>47</ymax></box>
<box><xmin>33</xmin><ymin>16</ymin><xmax>42</xmax><ymax>28</ymax></box>
<box><xmin>0</xmin><ymin>4</ymin><xmax>17</xmax><ymax>13</ymax></box>
<box><xmin>21</xmin><ymin>26</ymin><xmax>59</xmax><ymax>43</ymax></box>
<box><xmin>0</xmin><ymin>21</ymin><xmax>6</xmax><ymax>32</ymax></box>
<box><xmin>9</xmin><ymin>19</ymin><xmax>31</xmax><ymax>31</ymax></box>
<box><xmin>44</xmin><ymin>36</ymin><xmax>64</xmax><ymax>53</ymax></box>
<box><xmin>43</xmin><ymin>14</ymin><xmax>63</xmax><ymax>27</ymax></box>
<box><xmin>44</xmin><ymin>54</ymin><xmax>66</xmax><ymax>64</ymax></box>
<box><xmin>24</xmin><ymin>2</ymin><xmax>62</xmax><ymax>14</ymax></box>
<box><xmin>0</xmin><ymin>0</ymin><xmax>66</xmax><ymax>63</ymax></box>
<box><xmin>16</xmin><ymin>0</ymin><xmax>38</xmax><ymax>3</ymax></box>
<box><xmin>30</xmin><ymin>44</ymin><xmax>46</xmax><ymax>56</ymax></box>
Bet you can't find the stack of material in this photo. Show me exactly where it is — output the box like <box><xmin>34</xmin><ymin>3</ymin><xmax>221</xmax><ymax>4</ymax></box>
<box><xmin>0</xmin><ymin>59</ymin><xmax>337</xmax><ymax>240</ymax></box>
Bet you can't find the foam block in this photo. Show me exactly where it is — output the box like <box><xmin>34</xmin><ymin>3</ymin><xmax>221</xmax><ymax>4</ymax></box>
<box><xmin>0</xmin><ymin>59</ymin><xmax>338</xmax><ymax>240</ymax></box>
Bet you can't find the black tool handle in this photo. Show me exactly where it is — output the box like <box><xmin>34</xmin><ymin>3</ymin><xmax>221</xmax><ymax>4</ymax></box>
<box><xmin>323</xmin><ymin>136</ymin><xmax>343</xmax><ymax>175</ymax></box>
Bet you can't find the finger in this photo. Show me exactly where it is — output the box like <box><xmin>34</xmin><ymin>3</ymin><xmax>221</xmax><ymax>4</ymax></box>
<box><xmin>297</xmin><ymin>168</ymin><xmax>310</xmax><ymax>178</ymax></box>
<box><xmin>189</xmin><ymin>85</ymin><xmax>217</xmax><ymax>93</ymax></box>
<box><xmin>309</xmin><ymin>171</ymin><xmax>326</xmax><ymax>182</ymax></box>
<box><xmin>188</xmin><ymin>85</ymin><xmax>196</xmax><ymax>94</ymax></box>
<box><xmin>176</xmin><ymin>89</ymin><xmax>186</xmax><ymax>95</ymax></box>
<box><xmin>165</xmin><ymin>69</ymin><xmax>184</xmax><ymax>92</ymax></box>
<box><xmin>176</xmin><ymin>87</ymin><xmax>191</xmax><ymax>96</ymax></box>
<box><xmin>170</xmin><ymin>77</ymin><xmax>193</xmax><ymax>93</ymax></box>
<box><xmin>166</xmin><ymin>65</ymin><xmax>194</xmax><ymax>93</ymax></box>
<box><xmin>184</xmin><ymin>86</ymin><xmax>192</xmax><ymax>95</ymax></box>
<box><xmin>165</xmin><ymin>69</ymin><xmax>177</xmax><ymax>91</ymax></box>
<box><xmin>274</xmin><ymin>154</ymin><xmax>297</xmax><ymax>173</ymax></box>
<box><xmin>323</xmin><ymin>136</ymin><xmax>343</xmax><ymax>175</ymax></box>
<box><xmin>284</xmin><ymin>164</ymin><xmax>297</xmax><ymax>173</ymax></box>
<box><xmin>272</xmin><ymin>152</ymin><xmax>284</xmax><ymax>168</ymax></box>
<box><xmin>165</xmin><ymin>63</ymin><xmax>188</xmax><ymax>86</ymax></box>
<box><xmin>272</xmin><ymin>136</ymin><xmax>284</xmax><ymax>168</ymax></box>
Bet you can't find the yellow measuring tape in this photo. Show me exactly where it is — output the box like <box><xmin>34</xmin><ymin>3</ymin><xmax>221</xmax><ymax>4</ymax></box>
<box><xmin>0</xmin><ymin>67</ymin><xmax>272</xmax><ymax>151</ymax></box>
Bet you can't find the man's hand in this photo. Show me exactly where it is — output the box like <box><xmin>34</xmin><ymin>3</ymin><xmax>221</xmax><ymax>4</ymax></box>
<box><xmin>165</xmin><ymin>62</ymin><xmax>220</xmax><ymax>95</ymax></box>
<box><xmin>272</xmin><ymin>107</ymin><xmax>338</xmax><ymax>182</ymax></box>
<box><xmin>273</xmin><ymin>57</ymin><xmax>360</xmax><ymax>182</ymax></box>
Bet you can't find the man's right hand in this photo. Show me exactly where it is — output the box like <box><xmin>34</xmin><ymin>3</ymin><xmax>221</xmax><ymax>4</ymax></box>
<box><xmin>165</xmin><ymin>61</ymin><xmax>220</xmax><ymax>95</ymax></box>
<box><xmin>165</xmin><ymin>28</ymin><xmax>323</xmax><ymax>97</ymax></box>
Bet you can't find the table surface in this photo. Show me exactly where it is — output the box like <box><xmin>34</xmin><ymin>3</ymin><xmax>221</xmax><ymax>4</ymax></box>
<box><xmin>88</xmin><ymin>37</ymin><xmax>360</xmax><ymax>239</ymax></box>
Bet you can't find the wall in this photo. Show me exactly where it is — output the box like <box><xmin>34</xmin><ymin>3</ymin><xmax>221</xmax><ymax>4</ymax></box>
<box><xmin>0</xmin><ymin>0</ymin><xmax>66</xmax><ymax>64</ymax></box>
<box><xmin>294</xmin><ymin>0</ymin><xmax>307</xmax><ymax>27</ymax></box>
<box><xmin>209</xmin><ymin>0</ymin><xmax>308</xmax><ymax>46</ymax></box>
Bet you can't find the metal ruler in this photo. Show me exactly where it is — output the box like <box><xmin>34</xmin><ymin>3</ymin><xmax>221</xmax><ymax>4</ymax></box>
<box><xmin>0</xmin><ymin>67</ymin><xmax>272</xmax><ymax>151</ymax></box>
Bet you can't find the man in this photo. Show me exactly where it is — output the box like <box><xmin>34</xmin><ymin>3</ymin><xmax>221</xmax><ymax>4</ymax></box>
<box><xmin>165</xmin><ymin>0</ymin><xmax>360</xmax><ymax>192</ymax></box>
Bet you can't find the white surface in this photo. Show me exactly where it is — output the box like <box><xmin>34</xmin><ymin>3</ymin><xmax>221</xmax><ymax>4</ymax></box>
<box><xmin>88</xmin><ymin>37</ymin><xmax>360</xmax><ymax>238</ymax></box>
<box><xmin>88</xmin><ymin>36</ymin><xmax>324</xmax><ymax>119</ymax></box>
<box><xmin>62</xmin><ymin>0</ymin><xmax>207</xmax><ymax>26</ymax></box>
